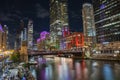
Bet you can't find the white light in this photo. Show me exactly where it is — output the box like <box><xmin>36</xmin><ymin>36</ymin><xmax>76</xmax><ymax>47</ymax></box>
<box><xmin>113</xmin><ymin>54</ymin><xmax>117</xmax><ymax>57</ymax></box>
<box><xmin>114</xmin><ymin>50</ymin><xmax>119</xmax><ymax>54</ymax></box>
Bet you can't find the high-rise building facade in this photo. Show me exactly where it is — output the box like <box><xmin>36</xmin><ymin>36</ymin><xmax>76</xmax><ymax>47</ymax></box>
<box><xmin>0</xmin><ymin>24</ymin><xmax>8</xmax><ymax>51</ymax></box>
<box><xmin>93</xmin><ymin>0</ymin><xmax>120</xmax><ymax>53</ymax></box>
<box><xmin>15</xmin><ymin>20</ymin><xmax>25</xmax><ymax>49</ymax></box>
<box><xmin>19</xmin><ymin>20</ymin><xmax>28</xmax><ymax>62</ymax></box>
<box><xmin>2</xmin><ymin>25</ymin><xmax>8</xmax><ymax>51</ymax></box>
<box><xmin>0</xmin><ymin>24</ymin><xmax>3</xmax><ymax>50</ymax></box>
<box><xmin>93</xmin><ymin>0</ymin><xmax>120</xmax><ymax>43</ymax></box>
<box><xmin>20</xmin><ymin>28</ymin><xmax>27</xmax><ymax>46</ymax></box>
<box><xmin>27</xmin><ymin>20</ymin><xmax>33</xmax><ymax>50</ymax></box>
<box><xmin>82</xmin><ymin>3</ymin><xmax>96</xmax><ymax>47</ymax></box>
<box><xmin>50</xmin><ymin>0</ymin><xmax>69</xmax><ymax>49</ymax></box>
<box><xmin>50</xmin><ymin>0</ymin><xmax>68</xmax><ymax>25</ymax></box>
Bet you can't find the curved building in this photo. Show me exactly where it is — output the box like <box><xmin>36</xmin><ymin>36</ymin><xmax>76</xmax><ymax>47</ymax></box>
<box><xmin>82</xmin><ymin>3</ymin><xmax>96</xmax><ymax>48</ymax></box>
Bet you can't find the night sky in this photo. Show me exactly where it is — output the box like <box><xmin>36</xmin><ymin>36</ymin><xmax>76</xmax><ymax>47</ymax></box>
<box><xmin>0</xmin><ymin>0</ymin><xmax>91</xmax><ymax>48</ymax></box>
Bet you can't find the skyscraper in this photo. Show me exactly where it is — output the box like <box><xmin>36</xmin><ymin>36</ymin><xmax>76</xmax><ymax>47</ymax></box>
<box><xmin>20</xmin><ymin>28</ymin><xmax>27</xmax><ymax>46</ymax></box>
<box><xmin>93</xmin><ymin>0</ymin><xmax>120</xmax><ymax>53</ymax></box>
<box><xmin>50</xmin><ymin>0</ymin><xmax>69</xmax><ymax>49</ymax></box>
<box><xmin>82</xmin><ymin>3</ymin><xmax>96</xmax><ymax>47</ymax></box>
<box><xmin>50</xmin><ymin>0</ymin><xmax>68</xmax><ymax>24</ymax></box>
<box><xmin>15</xmin><ymin>20</ymin><xmax>25</xmax><ymax>49</ymax></box>
<box><xmin>2</xmin><ymin>25</ymin><xmax>8</xmax><ymax>51</ymax></box>
<box><xmin>0</xmin><ymin>24</ymin><xmax>3</xmax><ymax>50</ymax></box>
<box><xmin>27</xmin><ymin>20</ymin><xmax>33</xmax><ymax>50</ymax></box>
<box><xmin>0</xmin><ymin>24</ymin><xmax>8</xmax><ymax>51</ymax></box>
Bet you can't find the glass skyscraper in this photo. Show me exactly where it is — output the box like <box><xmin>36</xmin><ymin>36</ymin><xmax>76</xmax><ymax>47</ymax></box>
<box><xmin>93</xmin><ymin>0</ymin><xmax>120</xmax><ymax>43</ymax></box>
<box><xmin>50</xmin><ymin>0</ymin><xmax>69</xmax><ymax>49</ymax></box>
<box><xmin>82</xmin><ymin>3</ymin><xmax>96</xmax><ymax>47</ymax></box>
<box><xmin>28</xmin><ymin>20</ymin><xmax>33</xmax><ymax>50</ymax></box>
<box><xmin>0</xmin><ymin>24</ymin><xmax>8</xmax><ymax>51</ymax></box>
<box><xmin>82</xmin><ymin>3</ymin><xmax>96</xmax><ymax>37</ymax></box>
<box><xmin>93</xmin><ymin>0</ymin><xmax>120</xmax><ymax>53</ymax></box>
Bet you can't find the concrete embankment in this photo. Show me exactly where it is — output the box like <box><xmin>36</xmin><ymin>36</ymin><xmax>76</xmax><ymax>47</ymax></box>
<box><xmin>90</xmin><ymin>54</ymin><xmax>120</xmax><ymax>61</ymax></box>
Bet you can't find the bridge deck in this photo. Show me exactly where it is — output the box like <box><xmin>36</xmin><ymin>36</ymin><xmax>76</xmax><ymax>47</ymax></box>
<box><xmin>28</xmin><ymin>50</ymin><xmax>83</xmax><ymax>56</ymax></box>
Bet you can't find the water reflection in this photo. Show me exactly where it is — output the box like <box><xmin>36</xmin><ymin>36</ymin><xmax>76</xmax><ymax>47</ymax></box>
<box><xmin>91</xmin><ymin>62</ymin><xmax>100</xmax><ymax>80</ymax></box>
<box><xmin>103</xmin><ymin>64</ymin><xmax>114</xmax><ymax>80</ymax></box>
<box><xmin>31</xmin><ymin>57</ymin><xmax>120</xmax><ymax>80</ymax></box>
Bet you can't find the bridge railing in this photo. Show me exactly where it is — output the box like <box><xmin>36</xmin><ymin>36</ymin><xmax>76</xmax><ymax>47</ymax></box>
<box><xmin>28</xmin><ymin>50</ymin><xmax>83</xmax><ymax>55</ymax></box>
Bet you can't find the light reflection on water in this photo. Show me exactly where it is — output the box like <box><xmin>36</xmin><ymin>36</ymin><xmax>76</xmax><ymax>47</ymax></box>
<box><xmin>103</xmin><ymin>64</ymin><xmax>114</xmax><ymax>80</ymax></box>
<box><xmin>32</xmin><ymin>57</ymin><xmax>120</xmax><ymax>80</ymax></box>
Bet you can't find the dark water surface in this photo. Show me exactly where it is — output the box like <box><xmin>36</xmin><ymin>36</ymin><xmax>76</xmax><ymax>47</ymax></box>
<box><xmin>30</xmin><ymin>57</ymin><xmax>120</xmax><ymax>80</ymax></box>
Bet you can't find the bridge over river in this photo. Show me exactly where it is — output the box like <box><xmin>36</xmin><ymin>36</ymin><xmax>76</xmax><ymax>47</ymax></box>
<box><xmin>28</xmin><ymin>50</ymin><xmax>84</xmax><ymax>57</ymax></box>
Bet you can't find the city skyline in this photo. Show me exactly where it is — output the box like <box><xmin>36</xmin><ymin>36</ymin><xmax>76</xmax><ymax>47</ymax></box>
<box><xmin>0</xmin><ymin>0</ymin><xmax>92</xmax><ymax>34</ymax></box>
<box><xmin>0</xmin><ymin>0</ymin><xmax>120</xmax><ymax>80</ymax></box>
<box><xmin>0</xmin><ymin>0</ymin><xmax>92</xmax><ymax>48</ymax></box>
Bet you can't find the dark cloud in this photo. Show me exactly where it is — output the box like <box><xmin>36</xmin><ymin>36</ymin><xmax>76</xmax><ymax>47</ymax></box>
<box><xmin>14</xmin><ymin>10</ymin><xmax>22</xmax><ymax>15</ymax></box>
<box><xmin>35</xmin><ymin>3</ymin><xmax>49</xmax><ymax>18</ymax></box>
<box><xmin>0</xmin><ymin>10</ymin><xmax>22</xmax><ymax>22</ymax></box>
<box><xmin>69</xmin><ymin>11</ymin><xmax>81</xmax><ymax>19</ymax></box>
<box><xmin>0</xmin><ymin>13</ymin><xmax>14</xmax><ymax>22</ymax></box>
